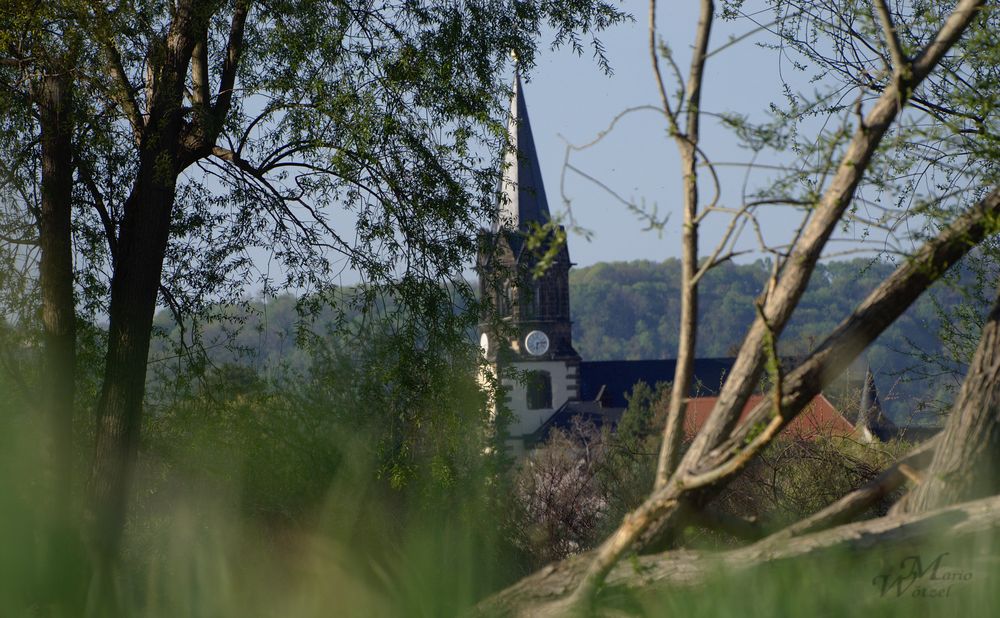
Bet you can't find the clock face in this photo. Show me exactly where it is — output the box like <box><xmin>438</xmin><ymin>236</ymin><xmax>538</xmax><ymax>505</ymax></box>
<box><xmin>524</xmin><ymin>330</ymin><xmax>550</xmax><ymax>356</ymax></box>
<box><xmin>479</xmin><ymin>332</ymin><xmax>489</xmax><ymax>355</ymax></box>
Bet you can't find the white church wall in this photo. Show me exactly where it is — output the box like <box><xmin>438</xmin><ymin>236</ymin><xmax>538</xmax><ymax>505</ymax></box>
<box><xmin>503</xmin><ymin>360</ymin><xmax>578</xmax><ymax>437</ymax></box>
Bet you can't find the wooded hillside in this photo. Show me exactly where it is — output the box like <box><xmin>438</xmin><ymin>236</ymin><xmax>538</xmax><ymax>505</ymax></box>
<box><xmin>569</xmin><ymin>257</ymin><xmax>987</xmax><ymax>424</ymax></box>
<box><xmin>154</xmin><ymin>255</ymin><xmax>982</xmax><ymax>426</ymax></box>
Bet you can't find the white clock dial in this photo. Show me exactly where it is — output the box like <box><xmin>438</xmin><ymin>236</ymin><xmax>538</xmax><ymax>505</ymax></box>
<box><xmin>524</xmin><ymin>330</ymin><xmax>550</xmax><ymax>356</ymax></box>
<box><xmin>479</xmin><ymin>332</ymin><xmax>490</xmax><ymax>354</ymax></box>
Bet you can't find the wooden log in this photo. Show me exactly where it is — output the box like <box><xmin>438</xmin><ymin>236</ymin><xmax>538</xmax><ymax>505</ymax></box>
<box><xmin>478</xmin><ymin>492</ymin><xmax>1000</xmax><ymax>617</ymax></box>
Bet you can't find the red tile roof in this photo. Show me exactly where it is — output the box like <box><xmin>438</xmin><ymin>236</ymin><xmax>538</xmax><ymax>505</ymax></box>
<box><xmin>683</xmin><ymin>393</ymin><xmax>854</xmax><ymax>440</ymax></box>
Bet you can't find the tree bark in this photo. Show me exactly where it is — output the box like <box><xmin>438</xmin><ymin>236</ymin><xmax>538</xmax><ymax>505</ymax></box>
<box><xmin>86</xmin><ymin>0</ymin><xmax>249</xmax><ymax>569</ymax></box>
<box><xmin>37</xmin><ymin>71</ymin><xmax>76</xmax><ymax>507</ymax></box>
<box><xmin>88</xmin><ymin>3</ymin><xmax>197</xmax><ymax>562</ymax></box>
<box><xmin>898</xmin><ymin>287</ymin><xmax>1000</xmax><ymax>514</ymax></box>
<box><xmin>478</xmin><ymin>492</ymin><xmax>1000</xmax><ymax>617</ymax></box>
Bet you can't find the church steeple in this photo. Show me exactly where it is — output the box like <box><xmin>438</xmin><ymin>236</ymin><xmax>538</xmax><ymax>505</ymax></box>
<box><xmin>482</xmin><ymin>74</ymin><xmax>574</xmax><ymax>341</ymax></box>
<box><xmin>497</xmin><ymin>73</ymin><xmax>551</xmax><ymax>231</ymax></box>
<box><xmin>477</xmin><ymin>70</ymin><xmax>581</xmax><ymax>455</ymax></box>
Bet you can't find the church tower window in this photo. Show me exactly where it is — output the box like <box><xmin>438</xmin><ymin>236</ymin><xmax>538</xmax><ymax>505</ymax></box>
<box><xmin>525</xmin><ymin>370</ymin><xmax>552</xmax><ymax>410</ymax></box>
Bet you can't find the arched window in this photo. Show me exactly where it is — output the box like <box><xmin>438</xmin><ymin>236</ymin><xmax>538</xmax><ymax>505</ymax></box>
<box><xmin>526</xmin><ymin>370</ymin><xmax>552</xmax><ymax>410</ymax></box>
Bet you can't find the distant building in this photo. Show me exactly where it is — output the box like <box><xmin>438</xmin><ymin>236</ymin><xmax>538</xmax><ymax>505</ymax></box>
<box><xmin>478</xmin><ymin>75</ymin><xmax>881</xmax><ymax>454</ymax></box>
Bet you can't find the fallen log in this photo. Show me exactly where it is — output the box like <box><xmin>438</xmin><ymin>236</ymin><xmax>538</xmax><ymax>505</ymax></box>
<box><xmin>478</xmin><ymin>492</ymin><xmax>1000</xmax><ymax>617</ymax></box>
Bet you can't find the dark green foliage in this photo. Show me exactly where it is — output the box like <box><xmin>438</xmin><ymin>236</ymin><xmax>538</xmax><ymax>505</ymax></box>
<box><xmin>596</xmin><ymin>381</ymin><xmax>666</xmax><ymax>529</ymax></box>
<box><xmin>616</xmin><ymin>380</ymin><xmax>669</xmax><ymax>446</ymax></box>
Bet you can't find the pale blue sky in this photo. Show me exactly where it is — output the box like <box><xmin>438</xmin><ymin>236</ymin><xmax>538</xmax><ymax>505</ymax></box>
<box><xmin>521</xmin><ymin>0</ymin><xmax>891</xmax><ymax>270</ymax></box>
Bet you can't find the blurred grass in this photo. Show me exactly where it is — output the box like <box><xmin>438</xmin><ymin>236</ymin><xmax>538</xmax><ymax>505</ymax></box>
<box><xmin>1</xmin><ymin>388</ymin><xmax>997</xmax><ymax>617</ymax></box>
<box><xmin>0</xmin><ymin>382</ymin><xmax>530</xmax><ymax>618</ymax></box>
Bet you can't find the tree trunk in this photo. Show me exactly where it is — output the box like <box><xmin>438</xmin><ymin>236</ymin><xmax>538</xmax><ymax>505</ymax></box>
<box><xmin>898</xmin><ymin>287</ymin><xmax>1000</xmax><ymax>514</ymax></box>
<box><xmin>37</xmin><ymin>71</ymin><xmax>76</xmax><ymax>508</ymax></box>
<box><xmin>88</xmin><ymin>188</ymin><xmax>178</xmax><ymax>559</ymax></box>
<box><xmin>658</xmin><ymin>149</ymin><xmax>699</xmax><ymax>486</ymax></box>
<box><xmin>88</xmin><ymin>6</ymin><xmax>196</xmax><ymax>563</ymax></box>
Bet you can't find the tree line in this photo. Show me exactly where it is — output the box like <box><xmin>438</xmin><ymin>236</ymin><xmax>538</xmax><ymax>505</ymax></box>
<box><xmin>151</xmin><ymin>254</ymin><xmax>985</xmax><ymax>429</ymax></box>
<box><xmin>569</xmin><ymin>256</ymin><xmax>990</xmax><ymax>424</ymax></box>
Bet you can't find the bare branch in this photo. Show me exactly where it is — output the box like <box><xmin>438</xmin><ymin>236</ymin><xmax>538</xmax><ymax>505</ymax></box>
<box><xmin>702</xmin><ymin>186</ymin><xmax>1000</xmax><ymax>478</ymax></box>
<box><xmin>78</xmin><ymin>160</ymin><xmax>118</xmax><ymax>260</ymax></box>
<box><xmin>683</xmin><ymin>0</ymin><xmax>713</xmax><ymax>140</ymax></box>
<box><xmin>681</xmin><ymin>0</ymin><xmax>987</xmax><ymax>474</ymax></box>
<box><xmin>564</xmin><ymin>105</ymin><xmax>664</xmax><ymax>152</ymax></box>
<box><xmin>213</xmin><ymin>0</ymin><xmax>250</xmax><ymax>122</ymax></box>
<box><xmin>705</xmin><ymin>17</ymin><xmax>792</xmax><ymax>59</ymax></box>
<box><xmin>572</xmin><ymin>181</ymin><xmax>1000</xmax><ymax>609</ymax></box>
<box><xmin>655</xmin><ymin>0</ymin><xmax>715</xmax><ymax>490</ymax></box>
<box><xmin>873</xmin><ymin>0</ymin><xmax>908</xmax><ymax>75</ymax></box>
<box><xmin>565</xmin><ymin>163</ymin><xmax>643</xmax><ymax>212</ymax></box>
<box><xmin>649</xmin><ymin>0</ymin><xmax>679</xmax><ymax>132</ymax></box>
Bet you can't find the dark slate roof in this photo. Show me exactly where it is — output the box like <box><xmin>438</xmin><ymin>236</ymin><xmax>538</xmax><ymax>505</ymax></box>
<box><xmin>578</xmin><ymin>358</ymin><xmax>736</xmax><ymax>407</ymax></box>
<box><xmin>527</xmin><ymin>400</ymin><xmax>626</xmax><ymax>446</ymax></box>
<box><xmin>496</xmin><ymin>73</ymin><xmax>550</xmax><ymax>232</ymax></box>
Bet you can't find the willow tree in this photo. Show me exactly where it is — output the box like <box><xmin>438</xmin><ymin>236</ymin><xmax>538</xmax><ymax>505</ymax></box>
<box><xmin>1</xmin><ymin>0</ymin><xmax>628</xmax><ymax>573</ymax></box>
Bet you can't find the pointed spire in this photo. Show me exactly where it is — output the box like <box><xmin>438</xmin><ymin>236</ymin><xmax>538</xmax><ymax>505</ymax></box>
<box><xmin>496</xmin><ymin>71</ymin><xmax>550</xmax><ymax>232</ymax></box>
<box><xmin>856</xmin><ymin>365</ymin><xmax>896</xmax><ymax>442</ymax></box>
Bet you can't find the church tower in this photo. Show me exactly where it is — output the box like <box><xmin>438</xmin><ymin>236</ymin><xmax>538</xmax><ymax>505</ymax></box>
<box><xmin>478</xmin><ymin>74</ymin><xmax>581</xmax><ymax>452</ymax></box>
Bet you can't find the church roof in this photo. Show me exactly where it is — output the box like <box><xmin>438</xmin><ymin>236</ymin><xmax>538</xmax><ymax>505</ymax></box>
<box><xmin>684</xmin><ymin>394</ymin><xmax>854</xmax><ymax>440</ymax></box>
<box><xmin>527</xmin><ymin>392</ymin><xmax>852</xmax><ymax>446</ymax></box>
<box><xmin>578</xmin><ymin>358</ymin><xmax>736</xmax><ymax>407</ymax></box>
<box><xmin>527</xmin><ymin>399</ymin><xmax>627</xmax><ymax>446</ymax></box>
<box><xmin>496</xmin><ymin>73</ymin><xmax>550</xmax><ymax>232</ymax></box>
